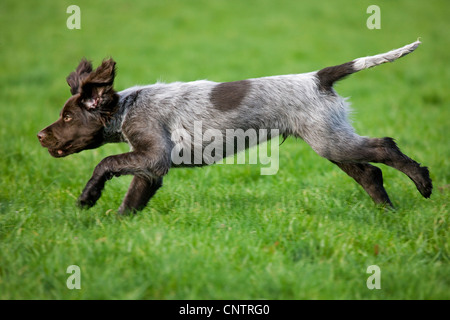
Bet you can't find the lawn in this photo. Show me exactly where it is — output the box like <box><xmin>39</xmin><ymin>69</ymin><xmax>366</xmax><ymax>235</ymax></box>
<box><xmin>0</xmin><ymin>0</ymin><xmax>448</xmax><ymax>300</ymax></box>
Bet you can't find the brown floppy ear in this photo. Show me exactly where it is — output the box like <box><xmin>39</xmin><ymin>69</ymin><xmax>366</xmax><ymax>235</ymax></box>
<box><xmin>80</xmin><ymin>59</ymin><xmax>117</xmax><ymax>110</ymax></box>
<box><xmin>66</xmin><ymin>58</ymin><xmax>93</xmax><ymax>95</ymax></box>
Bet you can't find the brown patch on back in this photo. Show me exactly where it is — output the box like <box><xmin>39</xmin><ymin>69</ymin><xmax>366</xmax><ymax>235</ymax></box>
<box><xmin>317</xmin><ymin>61</ymin><xmax>355</xmax><ymax>92</ymax></box>
<box><xmin>210</xmin><ymin>80</ymin><xmax>251</xmax><ymax>111</ymax></box>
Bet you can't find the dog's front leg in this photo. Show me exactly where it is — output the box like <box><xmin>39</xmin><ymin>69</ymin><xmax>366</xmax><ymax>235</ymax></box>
<box><xmin>77</xmin><ymin>151</ymin><xmax>169</xmax><ymax>210</ymax></box>
<box><xmin>118</xmin><ymin>176</ymin><xmax>163</xmax><ymax>214</ymax></box>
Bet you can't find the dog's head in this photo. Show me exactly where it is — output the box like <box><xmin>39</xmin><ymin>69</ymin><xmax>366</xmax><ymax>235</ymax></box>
<box><xmin>38</xmin><ymin>58</ymin><xmax>119</xmax><ymax>157</ymax></box>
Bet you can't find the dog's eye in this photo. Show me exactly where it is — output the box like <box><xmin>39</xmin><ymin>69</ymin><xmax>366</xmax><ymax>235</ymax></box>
<box><xmin>63</xmin><ymin>114</ymin><xmax>72</xmax><ymax>122</ymax></box>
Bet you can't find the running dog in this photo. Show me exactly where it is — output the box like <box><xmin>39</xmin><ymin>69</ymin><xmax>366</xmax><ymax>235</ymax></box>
<box><xmin>38</xmin><ymin>40</ymin><xmax>432</xmax><ymax>214</ymax></box>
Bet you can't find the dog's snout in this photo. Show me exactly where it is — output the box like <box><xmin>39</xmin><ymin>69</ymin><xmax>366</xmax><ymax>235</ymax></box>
<box><xmin>37</xmin><ymin>131</ymin><xmax>46</xmax><ymax>142</ymax></box>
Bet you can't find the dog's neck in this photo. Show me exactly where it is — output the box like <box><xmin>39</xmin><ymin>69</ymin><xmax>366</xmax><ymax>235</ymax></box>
<box><xmin>102</xmin><ymin>91</ymin><xmax>131</xmax><ymax>144</ymax></box>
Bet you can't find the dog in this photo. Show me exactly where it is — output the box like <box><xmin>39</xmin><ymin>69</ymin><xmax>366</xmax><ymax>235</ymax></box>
<box><xmin>38</xmin><ymin>40</ymin><xmax>432</xmax><ymax>214</ymax></box>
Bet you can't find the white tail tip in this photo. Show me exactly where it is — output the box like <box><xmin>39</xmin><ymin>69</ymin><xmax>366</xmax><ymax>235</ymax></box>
<box><xmin>353</xmin><ymin>40</ymin><xmax>421</xmax><ymax>71</ymax></box>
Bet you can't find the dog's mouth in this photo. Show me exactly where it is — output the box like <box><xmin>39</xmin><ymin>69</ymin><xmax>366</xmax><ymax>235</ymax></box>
<box><xmin>48</xmin><ymin>142</ymin><xmax>74</xmax><ymax>158</ymax></box>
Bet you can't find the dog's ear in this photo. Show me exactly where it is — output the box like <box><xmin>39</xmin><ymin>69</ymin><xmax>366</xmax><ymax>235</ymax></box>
<box><xmin>79</xmin><ymin>59</ymin><xmax>117</xmax><ymax>110</ymax></box>
<box><xmin>66</xmin><ymin>59</ymin><xmax>93</xmax><ymax>95</ymax></box>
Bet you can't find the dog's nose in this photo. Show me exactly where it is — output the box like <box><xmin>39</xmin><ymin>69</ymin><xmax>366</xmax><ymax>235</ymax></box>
<box><xmin>37</xmin><ymin>131</ymin><xmax>46</xmax><ymax>142</ymax></box>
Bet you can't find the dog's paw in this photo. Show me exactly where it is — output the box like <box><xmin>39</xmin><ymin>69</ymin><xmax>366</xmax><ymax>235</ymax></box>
<box><xmin>415</xmin><ymin>166</ymin><xmax>433</xmax><ymax>198</ymax></box>
<box><xmin>77</xmin><ymin>186</ymin><xmax>102</xmax><ymax>209</ymax></box>
<box><xmin>77</xmin><ymin>197</ymin><xmax>95</xmax><ymax>209</ymax></box>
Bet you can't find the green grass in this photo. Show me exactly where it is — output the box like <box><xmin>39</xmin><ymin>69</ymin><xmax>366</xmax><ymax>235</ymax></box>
<box><xmin>0</xmin><ymin>0</ymin><xmax>449</xmax><ymax>299</ymax></box>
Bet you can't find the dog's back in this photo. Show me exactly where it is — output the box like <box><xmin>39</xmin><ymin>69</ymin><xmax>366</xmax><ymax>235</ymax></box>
<box><xmin>117</xmin><ymin>41</ymin><xmax>422</xmax><ymax>159</ymax></box>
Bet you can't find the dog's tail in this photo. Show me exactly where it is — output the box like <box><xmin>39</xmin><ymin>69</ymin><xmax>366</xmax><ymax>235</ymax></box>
<box><xmin>316</xmin><ymin>40</ymin><xmax>421</xmax><ymax>91</ymax></box>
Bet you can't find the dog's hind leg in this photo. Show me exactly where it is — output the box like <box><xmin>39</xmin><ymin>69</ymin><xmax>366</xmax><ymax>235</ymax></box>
<box><xmin>331</xmin><ymin>161</ymin><xmax>393</xmax><ymax>207</ymax></box>
<box><xmin>314</xmin><ymin>135</ymin><xmax>432</xmax><ymax>200</ymax></box>
<box><xmin>364</xmin><ymin>137</ymin><xmax>432</xmax><ymax>199</ymax></box>
<box><xmin>118</xmin><ymin>176</ymin><xmax>163</xmax><ymax>214</ymax></box>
